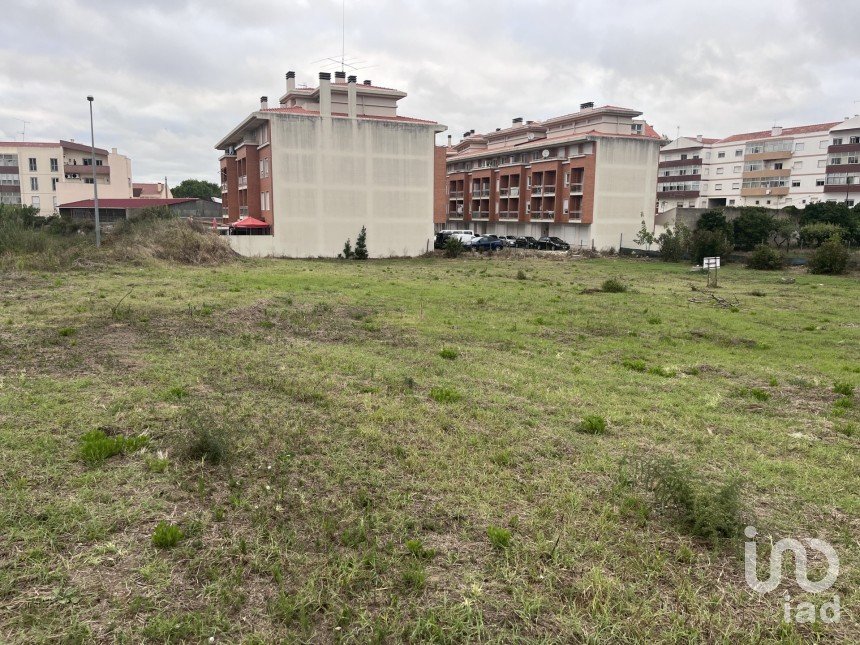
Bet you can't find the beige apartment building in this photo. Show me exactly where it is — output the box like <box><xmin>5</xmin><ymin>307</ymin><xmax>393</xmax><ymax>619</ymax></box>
<box><xmin>216</xmin><ymin>70</ymin><xmax>446</xmax><ymax>258</ymax></box>
<box><xmin>0</xmin><ymin>140</ymin><xmax>132</xmax><ymax>216</ymax></box>
<box><xmin>657</xmin><ymin>115</ymin><xmax>860</xmax><ymax>216</ymax></box>
<box><xmin>443</xmin><ymin>104</ymin><xmax>663</xmax><ymax>250</ymax></box>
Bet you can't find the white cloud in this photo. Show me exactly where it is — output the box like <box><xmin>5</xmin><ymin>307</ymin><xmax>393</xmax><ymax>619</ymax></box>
<box><xmin>1</xmin><ymin>0</ymin><xmax>858</xmax><ymax>181</ymax></box>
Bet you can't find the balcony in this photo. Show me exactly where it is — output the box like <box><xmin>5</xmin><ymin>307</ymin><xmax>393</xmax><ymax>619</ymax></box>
<box><xmin>472</xmin><ymin>188</ymin><xmax>490</xmax><ymax>197</ymax></box>
<box><xmin>472</xmin><ymin>211</ymin><xmax>489</xmax><ymax>220</ymax></box>
<box><xmin>239</xmin><ymin>206</ymin><xmax>249</xmax><ymax>216</ymax></box>
<box><xmin>499</xmin><ymin>211</ymin><xmax>519</xmax><ymax>220</ymax></box>
<box><xmin>447</xmin><ymin>210</ymin><xmax>464</xmax><ymax>219</ymax></box>
<box><xmin>238</xmin><ymin>175</ymin><xmax>248</xmax><ymax>188</ymax></box>
<box><xmin>499</xmin><ymin>188</ymin><xmax>509</xmax><ymax>197</ymax></box>
<box><xmin>64</xmin><ymin>163</ymin><xmax>110</xmax><ymax>176</ymax></box>
<box><xmin>531</xmin><ymin>186</ymin><xmax>542</xmax><ymax>196</ymax></box>
<box><xmin>531</xmin><ymin>210</ymin><xmax>555</xmax><ymax>221</ymax></box>
<box><xmin>569</xmin><ymin>183</ymin><xmax>583</xmax><ymax>194</ymax></box>
<box><xmin>448</xmin><ymin>191</ymin><xmax>464</xmax><ymax>199</ymax></box>
<box><xmin>658</xmin><ymin>158</ymin><xmax>703</xmax><ymax>168</ymax></box>
<box><xmin>569</xmin><ymin>210</ymin><xmax>582</xmax><ymax>220</ymax></box>
<box><xmin>542</xmin><ymin>187</ymin><xmax>556</xmax><ymax>196</ymax></box>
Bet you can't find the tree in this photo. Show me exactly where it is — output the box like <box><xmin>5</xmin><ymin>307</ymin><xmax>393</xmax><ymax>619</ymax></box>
<box><xmin>633</xmin><ymin>220</ymin><xmax>656</xmax><ymax>250</ymax></box>
<box><xmin>354</xmin><ymin>226</ymin><xmax>368</xmax><ymax>260</ymax></box>
<box><xmin>800</xmin><ymin>222</ymin><xmax>845</xmax><ymax>247</ymax></box>
<box><xmin>732</xmin><ymin>208</ymin><xmax>774</xmax><ymax>251</ymax></box>
<box><xmin>769</xmin><ymin>217</ymin><xmax>798</xmax><ymax>250</ymax></box>
<box><xmin>799</xmin><ymin>202</ymin><xmax>860</xmax><ymax>244</ymax></box>
<box><xmin>341</xmin><ymin>238</ymin><xmax>354</xmax><ymax>259</ymax></box>
<box><xmin>691</xmin><ymin>229</ymin><xmax>733</xmax><ymax>264</ymax></box>
<box><xmin>808</xmin><ymin>235</ymin><xmax>850</xmax><ymax>274</ymax></box>
<box><xmin>171</xmin><ymin>179</ymin><xmax>220</xmax><ymax>200</ymax></box>
<box><xmin>696</xmin><ymin>210</ymin><xmax>734</xmax><ymax>242</ymax></box>
<box><xmin>657</xmin><ymin>223</ymin><xmax>691</xmax><ymax>262</ymax></box>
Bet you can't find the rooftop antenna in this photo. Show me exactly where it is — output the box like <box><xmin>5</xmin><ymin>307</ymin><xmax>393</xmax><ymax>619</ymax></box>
<box><xmin>676</xmin><ymin>125</ymin><xmax>680</xmax><ymax>140</ymax></box>
<box><xmin>309</xmin><ymin>1</ymin><xmax>376</xmax><ymax>74</ymax></box>
<box><xmin>17</xmin><ymin>119</ymin><xmax>30</xmax><ymax>141</ymax></box>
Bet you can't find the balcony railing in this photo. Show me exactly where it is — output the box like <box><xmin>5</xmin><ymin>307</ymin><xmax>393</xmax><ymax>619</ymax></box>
<box><xmin>448</xmin><ymin>191</ymin><xmax>464</xmax><ymax>199</ymax></box>
<box><xmin>447</xmin><ymin>211</ymin><xmax>464</xmax><ymax>219</ymax></box>
<box><xmin>569</xmin><ymin>183</ymin><xmax>583</xmax><ymax>193</ymax></box>
<box><xmin>543</xmin><ymin>187</ymin><xmax>556</xmax><ymax>196</ymax></box>
<box><xmin>531</xmin><ymin>211</ymin><xmax>555</xmax><ymax>220</ymax></box>
<box><xmin>472</xmin><ymin>211</ymin><xmax>489</xmax><ymax>219</ymax></box>
<box><xmin>472</xmin><ymin>188</ymin><xmax>490</xmax><ymax>197</ymax></box>
<box><xmin>238</xmin><ymin>176</ymin><xmax>248</xmax><ymax>188</ymax></box>
<box><xmin>499</xmin><ymin>188</ymin><xmax>509</xmax><ymax>197</ymax></box>
<box><xmin>531</xmin><ymin>186</ymin><xmax>542</xmax><ymax>196</ymax></box>
<box><xmin>569</xmin><ymin>210</ymin><xmax>582</xmax><ymax>220</ymax></box>
<box><xmin>509</xmin><ymin>187</ymin><xmax>520</xmax><ymax>197</ymax></box>
<box><xmin>499</xmin><ymin>211</ymin><xmax>519</xmax><ymax>219</ymax></box>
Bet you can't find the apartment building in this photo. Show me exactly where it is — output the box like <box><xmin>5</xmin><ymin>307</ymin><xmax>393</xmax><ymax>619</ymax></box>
<box><xmin>216</xmin><ymin>70</ymin><xmax>446</xmax><ymax>258</ymax></box>
<box><xmin>657</xmin><ymin>115</ymin><xmax>860</xmax><ymax>214</ymax></box>
<box><xmin>0</xmin><ymin>140</ymin><xmax>132</xmax><ymax>216</ymax></box>
<box><xmin>133</xmin><ymin>182</ymin><xmax>173</xmax><ymax>198</ymax></box>
<box><xmin>443</xmin><ymin>104</ymin><xmax>663</xmax><ymax>249</ymax></box>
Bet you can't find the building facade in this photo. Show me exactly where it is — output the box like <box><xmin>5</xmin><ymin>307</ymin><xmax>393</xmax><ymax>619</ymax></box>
<box><xmin>0</xmin><ymin>140</ymin><xmax>132</xmax><ymax>216</ymax></box>
<box><xmin>442</xmin><ymin>104</ymin><xmax>663</xmax><ymax>249</ymax></box>
<box><xmin>216</xmin><ymin>70</ymin><xmax>446</xmax><ymax>258</ymax></box>
<box><xmin>133</xmin><ymin>182</ymin><xmax>173</xmax><ymax>198</ymax></box>
<box><xmin>657</xmin><ymin>116</ymin><xmax>860</xmax><ymax>215</ymax></box>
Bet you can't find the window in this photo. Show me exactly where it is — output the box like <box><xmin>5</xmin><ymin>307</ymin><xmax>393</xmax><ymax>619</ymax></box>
<box><xmin>728</xmin><ymin>199</ymin><xmax>735</xmax><ymax>205</ymax></box>
<box><xmin>773</xmin><ymin>162</ymin><xmax>783</xmax><ymax>170</ymax></box>
<box><xmin>28</xmin><ymin>158</ymin><xmax>37</xmax><ymax>171</ymax></box>
<box><xmin>848</xmin><ymin>200</ymin><xmax>855</xmax><ymax>207</ymax></box>
<box><xmin>716</xmin><ymin>168</ymin><xmax>724</xmax><ymax>175</ymax></box>
<box><xmin>563</xmin><ymin>172</ymin><xmax>569</xmax><ymax>186</ymax></box>
<box><xmin>792</xmin><ymin>161</ymin><xmax>803</xmax><ymax>170</ymax></box>
<box><xmin>735</xmin><ymin>149</ymin><xmax>743</xmax><ymax>157</ymax></box>
<box><xmin>795</xmin><ymin>142</ymin><xmax>805</xmax><ymax>152</ymax></box>
<box><xmin>51</xmin><ymin>177</ymin><xmax>58</xmax><ymax>191</ymax></box>
<box><xmin>717</xmin><ymin>152</ymin><xmax>726</xmax><ymax>158</ymax></box>
<box><xmin>732</xmin><ymin>183</ymin><xmax>740</xmax><ymax>190</ymax></box>
<box><xmin>705</xmin><ymin>152</ymin><xmax>711</xmax><ymax>159</ymax></box>
<box><xmin>791</xmin><ymin>180</ymin><xmax>800</xmax><ymax>187</ymax></box>
<box><xmin>715</xmin><ymin>184</ymin><xmax>722</xmax><ymax>191</ymax></box>
<box><xmin>832</xmin><ymin>138</ymin><xmax>843</xmax><ymax>145</ymax></box>
<box><xmin>50</xmin><ymin>158</ymin><xmax>58</xmax><ymax>172</ymax></box>
<box><xmin>680</xmin><ymin>154</ymin><xmax>688</xmax><ymax>160</ymax></box>
<box><xmin>816</xmin><ymin>179</ymin><xmax>825</xmax><ymax>186</ymax></box>
<box><xmin>30</xmin><ymin>177</ymin><xmax>38</xmax><ymax>190</ymax></box>
<box><xmin>850</xmin><ymin>136</ymin><xmax>860</xmax><ymax>144</ymax></box>
<box><xmin>85</xmin><ymin>178</ymin><xmax>94</xmax><ymax>184</ymax></box>
<box><xmin>733</xmin><ymin>166</ymin><xmax>741</xmax><ymax>172</ymax></box>
<box><xmin>31</xmin><ymin>196</ymin><xmax>40</xmax><ymax>207</ymax></box>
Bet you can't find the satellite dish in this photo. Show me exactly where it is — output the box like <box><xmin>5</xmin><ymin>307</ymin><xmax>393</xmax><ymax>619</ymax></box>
<box><xmin>542</xmin><ymin>149</ymin><xmax>550</xmax><ymax>158</ymax></box>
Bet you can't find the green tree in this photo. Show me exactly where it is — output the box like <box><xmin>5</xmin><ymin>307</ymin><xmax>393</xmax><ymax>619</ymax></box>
<box><xmin>769</xmin><ymin>217</ymin><xmax>798</xmax><ymax>250</ymax></box>
<box><xmin>354</xmin><ymin>226</ymin><xmax>368</xmax><ymax>260</ymax></box>
<box><xmin>657</xmin><ymin>224</ymin><xmax>691</xmax><ymax>262</ymax></box>
<box><xmin>171</xmin><ymin>179</ymin><xmax>220</xmax><ymax>200</ymax></box>
<box><xmin>799</xmin><ymin>202</ymin><xmax>860</xmax><ymax>244</ymax></box>
<box><xmin>732</xmin><ymin>208</ymin><xmax>774</xmax><ymax>251</ymax></box>
<box><xmin>341</xmin><ymin>238</ymin><xmax>354</xmax><ymax>259</ymax></box>
<box><xmin>800</xmin><ymin>222</ymin><xmax>845</xmax><ymax>247</ymax></box>
<box><xmin>696</xmin><ymin>210</ymin><xmax>733</xmax><ymax>241</ymax></box>
<box><xmin>691</xmin><ymin>229</ymin><xmax>732</xmax><ymax>264</ymax></box>
<box><xmin>808</xmin><ymin>235</ymin><xmax>850</xmax><ymax>275</ymax></box>
<box><xmin>633</xmin><ymin>220</ymin><xmax>656</xmax><ymax>250</ymax></box>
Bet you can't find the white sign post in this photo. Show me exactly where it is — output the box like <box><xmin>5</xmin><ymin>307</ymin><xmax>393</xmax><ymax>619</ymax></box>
<box><xmin>704</xmin><ymin>256</ymin><xmax>720</xmax><ymax>287</ymax></box>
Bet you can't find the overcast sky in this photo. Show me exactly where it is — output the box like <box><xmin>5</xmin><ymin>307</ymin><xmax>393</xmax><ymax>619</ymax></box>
<box><xmin>1</xmin><ymin>0</ymin><xmax>858</xmax><ymax>183</ymax></box>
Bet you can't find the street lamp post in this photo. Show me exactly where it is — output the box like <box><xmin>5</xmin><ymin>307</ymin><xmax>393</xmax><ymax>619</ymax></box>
<box><xmin>87</xmin><ymin>95</ymin><xmax>100</xmax><ymax>248</ymax></box>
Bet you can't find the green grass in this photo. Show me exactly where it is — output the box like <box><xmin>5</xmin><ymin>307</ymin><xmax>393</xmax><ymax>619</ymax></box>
<box><xmin>0</xmin><ymin>256</ymin><xmax>858</xmax><ymax>642</ymax></box>
<box><xmin>151</xmin><ymin>521</ymin><xmax>183</xmax><ymax>549</ymax></box>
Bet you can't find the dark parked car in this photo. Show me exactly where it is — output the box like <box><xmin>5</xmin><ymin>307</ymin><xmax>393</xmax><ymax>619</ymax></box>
<box><xmin>470</xmin><ymin>236</ymin><xmax>505</xmax><ymax>252</ymax></box>
<box><xmin>514</xmin><ymin>236</ymin><xmax>539</xmax><ymax>249</ymax></box>
<box><xmin>537</xmin><ymin>236</ymin><xmax>570</xmax><ymax>250</ymax></box>
<box><xmin>434</xmin><ymin>232</ymin><xmax>452</xmax><ymax>249</ymax></box>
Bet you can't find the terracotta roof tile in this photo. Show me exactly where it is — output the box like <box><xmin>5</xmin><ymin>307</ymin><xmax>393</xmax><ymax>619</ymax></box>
<box><xmin>717</xmin><ymin>122</ymin><xmax>840</xmax><ymax>143</ymax></box>
<box><xmin>261</xmin><ymin>106</ymin><xmax>437</xmax><ymax>125</ymax></box>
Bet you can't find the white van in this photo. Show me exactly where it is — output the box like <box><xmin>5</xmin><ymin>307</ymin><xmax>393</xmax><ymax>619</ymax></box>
<box><xmin>441</xmin><ymin>229</ymin><xmax>477</xmax><ymax>244</ymax></box>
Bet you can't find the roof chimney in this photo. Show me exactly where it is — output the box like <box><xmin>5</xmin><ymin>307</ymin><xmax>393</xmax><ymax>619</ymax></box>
<box><xmin>347</xmin><ymin>74</ymin><xmax>357</xmax><ymax>118</ymax></box>
<box><xmin>286</xmin><ymin>71</ymin><xmax>296</xmax><ymax>93</ymax></box>
<box><xmin>260</xmin><ymin>95</ymin><xmax>268</xmax><ymax>110</ymax></box>
<box><xmin>513</xmin><ymin>117</ymin><xmax>523</xmax><ymax>125</ymax></box>
<box><xmin>771</xmin><ymin>125</ymin><xmax>782</xmax><ymax>137</ymax></box>
<box><xmin>696</xmin><ymin>134</ymin><xmax>703</xmax><ymax>143</ymax></box>
<box><xmin>334</xmin><ymin>70</ymin><xmax>346</xmax><ymax>84</ymax></box>
<box><xmin>447</xmin><ymin>134</ymin><xmax>452</xmax><ymax>147</ymax></box>
<box><xmin>319</xmin><ymin>72</ymin><xmax>331</xmax><ymax>117</ymax></box>
<box><xmin>495</xmin><ymin>128</ymin><xmax>501</xmax><ymax>131</ymax></box>
<box><xmin>363</xmin><ymin>79</ymin><xmax>372</xmax><ymax>85</ymax></box>
<box><xmin>580</xmin><ymin>101</ymin><xmax>594</xmax><ymax>110</ymax></box>
<box><xmin>462</xmin><ymin>131</ymin><xmax>470</xmax><ymax>138</ymax></box>
<box><xmin>526</xmin><ymin>120</ymin><xmax>534</xmax><ymax>125</ymax></box>
<box><xmin>347</xmin><ymin>75</ymin><xmax>357</xmax><ymax>83</ymax></box>
<box><xmin>111</xmin><ymin>147</ymin><xmax>117</xmax><ymax>154</ymax></box>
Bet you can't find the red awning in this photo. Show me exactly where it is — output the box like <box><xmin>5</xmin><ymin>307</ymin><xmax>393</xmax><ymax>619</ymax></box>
<box><xmin>230</xmin><ymin>216</ymin><xmax>270</xmax><ymax>229</ymax></box>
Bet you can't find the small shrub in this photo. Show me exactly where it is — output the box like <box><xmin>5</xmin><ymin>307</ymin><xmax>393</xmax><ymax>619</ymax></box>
<box><xmin>577</xmin><ymin>415</ymin><xmax>607</xmax><ymax>435</ymax></box>
<box><xmin>516</xmin><ymin>269</ymin><xmax>527</xmax><ymax>280</ymax></box>
<box><xmin>490</xmin><ymin>449</ymin><xmax>513</xmax><ymax>466</ymax></box>
<box><xmin>429</xmin><ymin>386</ymin><xmax>461</xmax><ymax>403</ymax></box>
<box><xmin>186</xmin><ymin>426</ymin><xmax>229</xmax><ymax>463</ymax></box>
<box><xmin>487</xmin><ymin>525</ymin><xmax>512</xmax><ymax>550</ymax></box>
<box><xmin>601</xmin><ymin>278</ymin><xmax>627</xmax><ymax>293</ymax></box>
<box><xmin>402</xmin><ymin>563</ymin><xmax>428</xmax><ymax>590</ymax></box>
<box><xmin>833</xmin><ymin>382</ymin><xmax>854</xmax><ymax>397</ymax></box>
<box><xmin>80</xmin><ymin>430</ymin><xmax>148</xmax><ymax>466</ymax></box>
<box><xmin>808</xmin><ymin>235</ymin><xmax>850</xmax><ymax>275</ymax></box>
<box><xmin>746</xmin><ymin>245</ymin><xmax>784</xmax><ymax>270</ymax></box>
<box><xmin>152</xmin><ymin>521</ymin><xmax>183</xmax><ymax>549</ymax></box>
<box><xmin>444</xmin><ymin>236</ymin><xmax>465</xmax><ymax>258</ymax></box>
<box><xmin>647</xmin><ymin>316</ymin><xmax>661</xmax><ymax>325</ymax></box>
<box><xmin>648</xmin><ymin>366</ymin><xmax>676</xmax><ymax>378</ymax></box>
<box><xmin>162</xmin><ymin>385</ymin><xmax>189</xmax><ymax>401</ymax></box>
<box><xmin>439</xmin><ymin>348</ymin><xmax>458</xmax><ymax>360</ymax></box>
<box><xmin>622</xmin><ymin>359</ymin><xmax>647</xmax><ymax>372</ymax></box>
<box><xmin>746</xmin><ymin>387</ymin><xmax>770</xmax><ymax>402</ymax></box>
<box><xmin>58</xmin><ymin>327</ymin><xmax>77</xmax><ymax>337</ymax></box>
<box><xmin>639</xmin><ymin>457</ymin><xmax>743</xmax><ymax>544</ymax></box>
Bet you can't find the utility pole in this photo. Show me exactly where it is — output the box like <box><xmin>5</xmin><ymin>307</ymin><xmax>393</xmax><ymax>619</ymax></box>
<box><xmin>87</xmin><ymin>96</ymin><xmax>100</xmax><ymax>248</ymax></box>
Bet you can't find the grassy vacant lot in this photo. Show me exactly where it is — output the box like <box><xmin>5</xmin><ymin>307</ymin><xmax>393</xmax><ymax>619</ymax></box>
<box><xmin>0</xmin><ymin>255</ymin><xmax>857</xmax><ymax>643</ymax></box>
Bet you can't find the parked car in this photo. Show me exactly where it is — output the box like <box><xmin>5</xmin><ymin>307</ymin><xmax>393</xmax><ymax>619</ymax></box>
<box><xmin>500</xmin><ymin>235</ymin><xmax>518</xmax><ymax>247</ymax></box>
<box><xmin>434</xmin><ymin>232</ymin><xmax>452</xmax><ymax>249</ymax></box>
<box><xmin>443</xmin><ymin>229</ymin><xmax>477</xmax><ymax>245</ymax></box>
<box><xmin>514</xmin><ymin>236</ymin><xmax>539</xmax><ymax>249</ymax></box>
<box><xmin>470</xmin><ymin>236</ymin><xmax>505</xmax><ymax>252</ymax></box>
<box><xmin>537</xmin><ymin>236</ymin><xmax>571</xmax><ymax>251</ymax></box>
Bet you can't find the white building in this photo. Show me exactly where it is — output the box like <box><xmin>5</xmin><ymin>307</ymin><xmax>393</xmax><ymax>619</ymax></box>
<box><xmin>0</xmin><ymin>140</ymin><xmax>132</xmax><ymax>216</ymax></box>
<box><xmin>215</xmin><ymin>71</ymin><xmax>446</xmax><ymax>258</ymax></box>
<box><xmin>657</xmin><ymin>116</ymin><xmax>860</xmax><ymax>214</ymax></box>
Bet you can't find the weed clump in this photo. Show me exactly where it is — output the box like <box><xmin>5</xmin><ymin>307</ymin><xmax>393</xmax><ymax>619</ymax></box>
<box><xmin>58</xmin><ymin>327</ymin><xmax>76</xmax><ymax>337</ymax></box>
<box><xmin>405</xmin><ymin>538</ymin><xmax>435</xmax><ymax>560</ymax></box>
<box><xmin>80</xmin><ymin>430</ymin><xmax>148</xmax><ymax>466</ymax></box>
<box><xmin>444</xmin><ymin>237</ymin><xmax>465</xmax><ymax>258</ymax></box>
<box><xmin>439</xmin><ymin>348</ymin><xmax>458</xmax><ymax>360</ymax></box>
<box><xmin>487</xmin><ymin>525</ymin><xmax>512</xmax><ymax>550</ymax></box>
<box><xmin>577</xmin><ymin>415</ymin><xmax>608</xmax><ymax>435</ymax></box>
<box><xmin>152</xmin><ymin>521</ymin><xmax>183</xmax><ymax>549</ymax></box>
<box><xmin>622</xmin><ymin>359</ymin><xmax>647</xmax><ymax>372</ymax></box>
<box><xmin>516</xmin><ymin>269</ymin><xmax>528</xmax><ymax>280</ymax></box>
<box><xmin>638</xmin><ymin>457</ymin><xmax>744</xmax><ymax>545</ymax></box>
<box><xmin>601</xmin><ymin>278</ymin><xmax>627</xmax><ymax>293</ymax></box>
<box><xmin>429</xmin><ymin>387</ymin><xmax>461</xmax><ymax>403</ymax></box>
<box><xmin>834</xmin><ymin>382</ymin><xmax>854</xmax><ymax>397</ymax></box>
